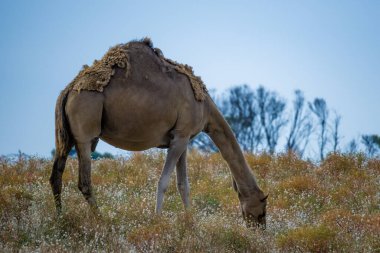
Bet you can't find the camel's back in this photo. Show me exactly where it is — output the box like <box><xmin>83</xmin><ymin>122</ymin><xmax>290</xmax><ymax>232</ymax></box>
<box><xmin>65</xmin><ymin>38</ymin><xmax>207</xmax><ymax>100</ymax></box>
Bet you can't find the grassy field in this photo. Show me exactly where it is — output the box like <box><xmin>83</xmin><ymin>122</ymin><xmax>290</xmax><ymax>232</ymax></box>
<box><xmin>0</xmin><ymin>151</ymin><xmax>379</xmax><ymax>252</ymax></box>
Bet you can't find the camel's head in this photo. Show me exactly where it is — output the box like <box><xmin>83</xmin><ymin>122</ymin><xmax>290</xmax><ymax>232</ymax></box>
<box><xmin>238</xmin><ymin>193</ymin><xmax>268</xmax><ymax>228</ymax></box>
<box><xmin>233</xmin><ymin>180</ymin><xmax>268</xmax><ymax>228</ymax></box>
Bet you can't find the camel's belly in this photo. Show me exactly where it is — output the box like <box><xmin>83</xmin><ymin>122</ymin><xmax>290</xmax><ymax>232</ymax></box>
<box><xmin>100</xmin><ymin>136</ymin><xmax>169</xmax><ymax>151</ymax></box>
<box><xmin>100</xmin><ymin>124</ymin><xmax>172</xmax><ymax>151</ymax></box>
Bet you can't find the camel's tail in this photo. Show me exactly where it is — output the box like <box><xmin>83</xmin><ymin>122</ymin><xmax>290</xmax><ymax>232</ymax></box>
<box><xmin>54</xmin><ymin>86</ymin><xmax>74</xmax><ymax>157</ymax></box>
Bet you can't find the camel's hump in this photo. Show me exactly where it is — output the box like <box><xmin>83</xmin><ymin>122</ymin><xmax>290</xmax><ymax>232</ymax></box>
<box><xmin>68</xmin><ymin>38</ymin><xmax>208</xmax><ymax>101</ymax></box>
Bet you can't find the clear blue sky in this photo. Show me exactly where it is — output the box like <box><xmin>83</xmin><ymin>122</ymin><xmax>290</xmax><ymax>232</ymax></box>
<box><xmin>0</xmin><ymin>0</ymin><xmax>379</xmax><ymax>157</ymax></box>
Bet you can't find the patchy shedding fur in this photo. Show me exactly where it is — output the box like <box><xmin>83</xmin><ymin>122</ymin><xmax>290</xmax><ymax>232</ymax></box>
<box><xmin>135</xmin><ymin>37</ymin><xmax>208</xmax><ymax>101</ymax></box>
<box><xmin>161</xmin><ymin>57</ymin><xmax>208</xmax><ymax>101</ymax></box>
<box><xmin>71</xmin><ymin>45</ymin><xmax>129</xmax><ymax>92</ymax></box>
<box><xmin>68</xmin><ymin>37</ymin><xmax>207</xmax><ymax>101</ymax></box>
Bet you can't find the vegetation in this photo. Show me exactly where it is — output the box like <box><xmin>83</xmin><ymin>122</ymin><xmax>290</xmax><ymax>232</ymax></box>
<box><xmin>0</xmin><ymin>151</ymin><xmax>379</xmax><ymax>252</ymax></box>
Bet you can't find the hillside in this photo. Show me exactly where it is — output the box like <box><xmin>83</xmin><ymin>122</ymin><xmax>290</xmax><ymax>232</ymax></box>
<box><xmin>0</xmin><ymin>151</ymin><xmax>379</xmax><ymax>252</ymax></box>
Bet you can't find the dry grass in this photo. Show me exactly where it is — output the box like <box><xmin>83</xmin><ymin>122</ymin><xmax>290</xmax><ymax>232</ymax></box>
<box><xmin>0</xmin><ymin>151</ymin><xmax>379</xmax><ymax>252</ymax></box>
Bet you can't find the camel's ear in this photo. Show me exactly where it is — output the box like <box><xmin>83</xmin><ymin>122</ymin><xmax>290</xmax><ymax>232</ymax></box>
<box><xmin>261</xmin><ymin>194</ymin><xmax>269</xmax><ymax>202</ymax></box>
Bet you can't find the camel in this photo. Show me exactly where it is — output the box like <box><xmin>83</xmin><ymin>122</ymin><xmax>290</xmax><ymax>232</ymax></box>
<box><xmin>50</xmin><ymin>38</ymin><xmax>267</xmax><ymax>227</ymax></box>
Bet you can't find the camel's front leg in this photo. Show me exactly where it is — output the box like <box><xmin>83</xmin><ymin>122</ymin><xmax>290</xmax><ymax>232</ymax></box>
<box><xmin>176</xmin><ymin>150</ymin><xmax>190</xmax><ymax>209</ymax></box>
<box><xmin>156</xmin><ymin>136</ymin><xmax>188</xmax><ymax>214</ymax></box>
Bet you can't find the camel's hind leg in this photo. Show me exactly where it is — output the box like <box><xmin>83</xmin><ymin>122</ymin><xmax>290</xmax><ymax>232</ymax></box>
<box><xmin>76</xmin><ymin>142</ymin><xmax>98</xmax><ymax>211</ymax></box>
<box><xmin>176</xmin><ymin>150</ymin><xmax>190</xmax><ymax>209</ymax></box>
<box><xmin>65</xmin><ymin>91</ymin><xmax>103</xmax><ymax>212</ymax></box>
<box><xmin>156</xmin><ymin>135</ymin><xmax>188</xmax><ymax>214</ymax></box>
<box><xmin>50</xmin><ymin>151</ymin><xmax>71</xmax><ymax>215</ymax></box>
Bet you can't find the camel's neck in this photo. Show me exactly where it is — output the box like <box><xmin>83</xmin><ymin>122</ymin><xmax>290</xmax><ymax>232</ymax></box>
<box><xmin>204</xmin><ymin>99</ymin><xmax>261</xmax><ymax>196</ymax></box>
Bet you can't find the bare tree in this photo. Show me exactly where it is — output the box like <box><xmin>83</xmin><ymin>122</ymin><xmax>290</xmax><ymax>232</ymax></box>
<box><xmin>256</xmin><ymin>86</ymin><xmax>287</xmax><ymax>154</ymax></box>
<box><xmin>361</xmin><ymin>134</ymin><xmax>380</xmax><ymax>157</ymax></box>
<box><xmin>346</xmin><ymin>139</ymin><xmax>358</xmax><ymax>154</ymax></box>
<box><xmin>286</xmin><ymin>90</ymin><xmax>313</xmax><ymax>156</ymax></box>
<box><xmin>221</xmin><ymin>85</ymin><xmax>262</xmax><ymax>152</ymax></box>
<box><xmin>190</xmin><ymin>86</ymin><xmax>263</xmax><ymax>153</ymax></box>
<box><xmin>309</xmin><ymin>98</ymin><xmax>329</xmax><ymax>161</ymax></box>
<box><xmin>331</xmin><ymin>112</ymin><xmax>342</xmax><ymax>153</ymax></box>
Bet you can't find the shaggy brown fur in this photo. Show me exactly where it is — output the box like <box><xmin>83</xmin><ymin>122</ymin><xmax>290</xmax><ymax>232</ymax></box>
<box><xmin>159</xmin><ymin>57</ymin><xmax>207</xmax><ymax>101</ymax></box>
<box><xmin>147</xmin><ymin>37</ymin><xmax>208</xmax><ymax>101</ymax></box>
<box><xmin>71</xmin><ymin>45</ymin><xmax>129</xmax><ymax>92</ymax></box>
<box><xmin>68</xmin><ymin>38</ymin><xmax>207</xmax><ymax>101</ymax></box>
